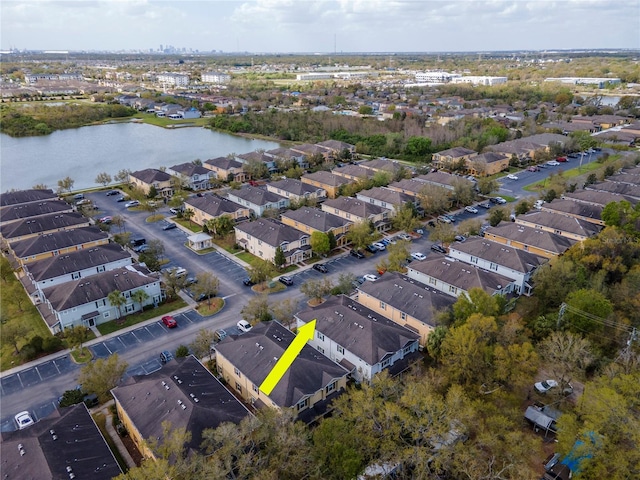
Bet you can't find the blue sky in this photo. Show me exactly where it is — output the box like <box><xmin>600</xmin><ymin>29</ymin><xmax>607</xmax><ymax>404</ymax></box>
<box><xmin>1</xmin><ymin>0</ymin><xmax>638</xmax><ymax>53</ymax></box>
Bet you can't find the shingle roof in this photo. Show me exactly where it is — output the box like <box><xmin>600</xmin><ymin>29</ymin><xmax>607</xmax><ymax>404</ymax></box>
<box><xmin>316</xmin><ymin>140</ymin><xmax>354</xmax><ymax>152</ymax></box>
<box><xmin>281</xmin><ymin>207</ymin><xmax>352</xmax><ymax>232</ymax></box>
<box><xmin>356</xmin><ymin>187</ymin><xmax>415</xmax><ymax>207</ymax></box>
<box><xmin>227</xmin><ymin>185</ymin><xmax>286</xmax><ymax>206</ymax></box>
<box><xmin>130</xmin><ymin>168</ymin><xmax>172</xmax><ymax>184</ymax></box>
<box><xmin>24</xmin><ymin>243</ymin><xmax>131</xmax><ymax>283</ymax></box>
<box><xmin>359</xmin><ymin>159</ymin><xmax>403</xmax><ymax>174</ymax></box>
<box><xmin>434</xmin><ymin>146</ymin><xmax>477</xmax><ymax>158</ymax></box>
<box><xmin>41</xmin><ymin>265</ymin><xmax>158</xmax><ymax>311</ymax></box>
<box><xmin>169</xmin><ymin>162</ymin><xmax>211</xmax><ymax>177</ymax></box>
<box><xmin>408</xmin><ymin>254</ymin><xmax>514</xmax><ymax>294</ymax></box>
<box><xmin>204</xmin><ymin>156</ymin><xmax>243</xmax><ymax>170</ymax></box>
<box><xmin>11</xmin><ymin>227</ymin><xmax>108</xmax><ymax>259</ymax></box>
<box><xmin>540</xmin><ymin>199</ymin><xmax>603</xmax><ymax>223</ymax></box>
<box><xmin>332</xmin><ymin>164</ymin><xmax>375</xmax><ymax>179</ymax></box>
<box><xmin>473</xmin><ymin>151</ymin><xmax>510</xmax><ymax>164</ymax></box>
<box><xmin>585</xmin><ymin>181</ymin><xmax>640</xmax><ymax>200</ymax></box>
<box><xmin>483</xmin><ymin>222</ymin><xmax>576</xmax><ymax>255</ymax></box>
<box><xmin>290</xmin><ymin>144</ymin><xmax>329</xmax><ymax>155</ymax></box>
<box><xmin>357</xmin><ymin>272</ymin><xmax>456</xmax><ymax>326</ymax></box>
<box><xmin>111</xmin><ymin>356</ymin><xmax>251</xmax><ymax>457</ymax></box>
<box><xmin>295</xmin><ymin>295</ymin><xmax>420</xmax><ymax>365</ymax></box>
<box><xmin>265</xmin><ymin>147</ymin><xmax>304</xmax><ymax>159</ymax></box>
<box><xmin>322</xmin><ymin>197</ymin><xmax>388</xmax><ymax>218</ymax></box>
<box><xmin>386</xmin><ymin>178</ymin><xmax>430</xmax><ymax>196</ymax></box>
<box><xmin>0</xmin><ymin>200</ymin><xmax>72</xmax><ymax>224</ymax></box>
<box><xmin>214</xmin><ymin>321</ymin><xmax>349</xmax><ymax>408</ymax></box>
<box><xmin>0</xmin><ymin>404</ymin><xmax>121</xmax><ymax>480</ymax></box>
<box><xmin>562</xmin><ymin>189</ymin><xmax>638</xmax><ymax>206</ymax></box>
<box><xmin>302</xmin><ymin>171</ymin><xmax>351</xmax><ymax>187</ymax></box>
<box><xmin>448</xmin><ymin>237</ymin><xmax>546</xmax><ymax>273</ymax></box>
<box><xmin>234</xmin><ymin>218</ymin><xmax>308</xmax><ymax>247</ymax></box>
<box><xmin>0</xmin><ymin>189</ymin><xmax>57</xmax><ymax>207</ymax></box>
<box><xmin>0</xmin><ymin>212</ymin><xmax>89</xmax><ymax>240</ymax></box>
<box><xmin>515</xmin><ymin>210</ymin><xmax>602</xmax><ymax>238</ymax></box>
<box><xmin>416</xmin><ymin>172</ymin><xmax>472</xmax><ymax>188</ymax></box>
<box><xmin>267</xmin><ymin>178</ymin><xmax>322</xmax><ymax>197</ymax></box>
<box><xmin>185</xmin><ymin>194</ymin><xmax>247</xmax><ymax>217</ymax></box>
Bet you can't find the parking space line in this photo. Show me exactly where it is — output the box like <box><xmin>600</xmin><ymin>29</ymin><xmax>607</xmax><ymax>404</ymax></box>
<box><xmin>52</xmin><ymin>360</ymin><xmax>61</xmax><ymax>374</ymax></box>
<box><xmin>104</xmin><ymin>343</ymin><xmax>112</xmax><ymax>354</ymax></box>
<box><xmin>35</xmin><ymin>367</ymin><xmax>43</xmax><ymax>381</ymax></box>
<box><xmin>118</xmin><ymin>337</ymin><xmax>126</xmax><ymax>347</ymax></box>
<box><xmin>16</xmin><ymin>374</ymin><xmax>24</xmax><ymax>389</ymax></box>
<box><xmin>131</xmin><ymin>331</ymin><xmax>140</xmax><ymax>343</ymax></box>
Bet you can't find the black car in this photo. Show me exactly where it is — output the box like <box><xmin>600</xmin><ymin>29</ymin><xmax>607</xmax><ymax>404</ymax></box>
<box><xmin>431</xmin><ymin>244</ymin><xmax>447</xmax><ymax>254</ymax></box>
<box><xmin>350</xmin><ymin>249</ymin><xmax>365</xmax><ymax>259</ymax></box>
<box><xmin>106</xmin><ymin>190</ymin><xmax>119</xmax><ymax>196</ymax></box>
<box><xmin>162</xmin><ymin>222</ymin><xmax>177</xmax><ymax>230</ymax></box>
<box><xmin>427</xmin><ymin>220</ymin><xmax>437</xmax><ymax>228</ymax></box>
<box><xmin>116</xmin><ymin>195</ymin><xmax>127</xmax><ymax>202</ymax></box>
<box><xmin>279</xmin><ymin>276</ymin><xmax>294</xmax><ymax>286</ymax></box>
<box><xmin>242</xmin><ymin>278</ymin><xmax>255</xmax><ymax>286</ymax></box>
<box><xmin>489</xmin><ymin>197</ymin><xmax>500</xmax><ymax>204</ymax></box>
<box><xmin>313</xmin><ymin>263</ymin><xmax>328</xmax><ymax>273</ymax></box>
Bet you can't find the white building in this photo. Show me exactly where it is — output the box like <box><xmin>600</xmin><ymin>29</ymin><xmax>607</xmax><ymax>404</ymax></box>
<box><xmin>451</xmin><ymin>76</ymin><xmax>508</xmax><ymax>86</ymax></box>
<box><xmin>157</xmin><ymin>73</ymin><xmax>190</xmax><ymax>86</ymax></box>
<box><xmin>202</xmin><ymin>71</ymin><xmax>231</xmax><ymax>84</ymax></box>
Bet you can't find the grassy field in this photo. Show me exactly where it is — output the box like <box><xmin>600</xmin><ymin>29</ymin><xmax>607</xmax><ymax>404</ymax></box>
<box><xmin>194</xmin><ymin>297</ymin><xmax>225</xmax><ymax>316</ymax></box>
<box><xmin>133</xmin><ymin>113</ymin><xmax>209</xmax><ymax>128</ymax></box>
<box><xmin>523</xmin><ymin>162</ymin><xmax>602</xmax><ymax>192</ymax></box>
<box><xmin>96</xmin><ymin>299</ymin><xmax>187</xmax><ymax>335</ymax></box>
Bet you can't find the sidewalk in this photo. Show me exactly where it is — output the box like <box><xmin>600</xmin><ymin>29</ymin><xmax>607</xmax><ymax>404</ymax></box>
<box><xmin>99</xmin><ymin>400</ymin><xmax>137</xmax><ymax>469</ymax></box>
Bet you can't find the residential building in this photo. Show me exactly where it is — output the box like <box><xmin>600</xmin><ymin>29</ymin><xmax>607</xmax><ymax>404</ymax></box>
<box><xmin>356</xmin><ymin>272</ymin><xmax>455</xmax><ymax>346</ymax></box>
<box><xmin>23</xmin><ymin>243</ymin><xmax>132</xmax><ymax>293</ymax></box>
<box><xmin>0</xmin><ymin>189</ymin><xmax>58</xmax><ymax>207</ymax></box>
<box><xmin>482</xmin><ymin>222</ymin><xmax>577</xmax><ymax>259</ymax></box>
<box><xmin>167</xmin><ymin>163</ymin><xmax>214</xmax><ymax>191</ymax></box>
<box><xmin>415</xmin><ymin>171</ymin><xmax>473</xmax><ymax>191</ymax></box>
<box><xmin>514</xmin><ymin>211</ymin><xmax>602</xmax><ymax>241</ymax></box>
<box><xmin>296</xmin><ymin>295</ymin><xmax>421</xmax><ymax>383</ymax></box>
<box><xmin>290</xmin><ymin>143</ymin><xmax>333</xmax><ymax>162</ymax></box>
<box><xmin>8</xmin><ymin>227</ymin><xmax>109</xmax><ymax>265</ymax></box>
<box><xmin>264</xmin><ymin>147</ymin><xmax>308</xmax><ymax>168</ymax></box>
<box><xmin>111</xmin><ymin>356</ymin><xmax>251</xmax><ymax>459</ymax></box>
<box><xmin>0</xmin><ymin>212</ymin><xmax>90</xmax><ymax>244</ymax></box>
<box><xmin>451</xmin><ymin>76</ymin><xmax>508</xmax><ymax>86</ymax></box>
<box><xmin>234</xmin><ymin>218</ymin><xmax>311</xmax><ymax>265</ymax></box>
<box><xmin>406</xmin><ymin>254</ymin><xmax>516</xmax><ymax>298</ymax></box>
<box><xmin>585</xmin><ymin>181</ymin><xmax>640</xmax><ymax>201</ymax></box>
<box><xmin>431</xmin><ymin>147</ymin><xmax>478</xmax><ymax>170</ymax></box>
<box><xmin>38</xmin><ymin>264</ymin><xmax>162</xmax><ymax>333</ymax></box>
<box><xmin>281</xmin><ymin>207</ymin><xmax>353</xmax><ymax>247</ymax></box>
<box><xmin>0</xmin><ymin>404</ymin><xmax>122</xmax><ymax>480</ymax></box>
<box><xmin>358</xmin><ymin>158</ymin><xmax>406</xmax><ymax>177</ymax></box>
<box><xmin>539</xmin><ymin>199</ymin><xmax>605</xmax><ymax>225</ymax></box>
<box><xmin>301</xmin><ymin>171</ymin><xmax>351</xmax><ymax>198</ymax></box>
<box><xmin>214</xmin><ymin>321</ymin><xmax>350</xmax><ymax>423</ymax></box>
<box><xmin>236</xmin><ymin>151</ymin><xmax>277</xmax><ymax>174</ymax></box>
<box><xmin>129</xmin><ymin>169</ymin><xmax>174</xmax><ymax>197</ymax></box>
<box><xmin>315</xmin><ymin>140</ymin><xmax>356</xmax><ymax>160</ymax></box>
<box><xmin>561</xmin><ymin>189</ymin><xmax>638</xmax><ymax>208</ymax></box>
<box><xmin>321</xmin><ymin>197</ymin><xmax>391</xmax><ymax>232</ymax></box>
<box><xmin>203</xmin><ymin>156</ymin><xmax>247</xmax><ymax>183</ymax></box>
<box><xmin>226</xmin><ymin>185</ymin><xmax>288</xmax><ymax>217</ymax></box>
<box><xmin>332</xmin><ymin>164</ymin><xmax>376</xmax><ymax>182</ymax></box>
<box><xmin>184</xmin><ymin>194</ymin><xmax>250</xmax><ymax>227</ymax></box>
<box><xmin>157</xmin><ymin>72</ymin><xmax>190</xmax><ymax>86</ymax></box>
<box><xmin>356</xmin><ymin>187</ymin><xmax>417</xmax><ymax>213</ymax></box>
<box><xmin>266</xmin><ymin>178</ymin><xmax>327</xmax><ymax>203</ymax></box>
<box><xmin>467</xmin><ymin>152</ymin><xmax>511</xmax><ymax>176</ymax></box>
<box><xmin>201</xmin><ymin>71</ymin><xmax>231</xmax><ymax>84</ymax></box>
<box><xmin>386</xmin><ymin>178</ymin><xmax>431</xmax><ymax>198</ymax></box>
<box><xmin>0</xmin><ymin>200</ymin><xmax>73</xmax><ymax>226</ymax></box>
<box><xmin>447</xmin><ymin>237</ymin><xmax>546</xmax><ymax>295</ymax></box>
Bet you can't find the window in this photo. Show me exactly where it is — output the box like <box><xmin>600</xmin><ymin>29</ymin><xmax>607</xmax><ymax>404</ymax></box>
<box><xmin>326</xmin><ymin>381</ymin><xmax>336</xmax><ymax>394</ymax></box>
<box><xmin>470</xmin><ymin>256</ymin><xmax>478</xmax><ymax>264</ymax></box>
<box><xmin>234</xmin><ymin>367</ymin><xmax>241</xmax><ymax>378</ymax></box>
<box><xmin>317</xmin><ymin>331</ymin><xmax>325</xmax><ymax>341</ymax></box>
<box><xmin>380</xmin><ymin>301</ymin><xmax>386</xmax><ymax>310</ymax></box>
<box><xmin>258</xmin><ymin>240</ymin><xmax>262</xmax><ymax>246</ymax></box>
<box><xmin>125</xmin><ymin>304</ymin><xmax>135</xmax><ymax>313</ymax></box>
<box><xmin>401</xmin><ymin>312</ymin><xmax>407</xmax><ymax>320</ymax></box>
<box><xmin>252</xmin><ymin>384</ymin><xmax>258</xmax><ymax>393</ymax></box>
<box><xmin>449</xmin><ymin>285</ymin><xmax>457</xmax><ymax>294</ymax></box>
<box><xmin>337</xmin><ymin>345</ymin><xmax>344</xmax><ymax>354</ymax></box>
<box><xmin>429</xmin><ymin>277</ymin><xmax>436</xmax><ymax>285</ymax></box>
<box><xmin>403</xmin><ymin>345</ymin><xmax>413</xmax><ymax>355</ymax></box>
<box><xmin>296</xmin><ymin>397</ymin><xmax>309</xmax><ymax>411</ymax></box>
<box><xmin>316</xmin><ymin>346</ymin><xmax>325</xmax><ymax>354</ymax></box>
<box><xmin>381</xmin><ymin>358</ymin><xmax>391</xmax><ymax>368</ymax></box>
<box><xmin>96</xmin><ymin>265</ymin><xmax>106</xmax><ymax>273</ymax></box>
<box><xmin>235</xmin><ymin>382</ymin><xmax>242</xmax><ymax>393</ymax></box>
<box><xmin>103</xmin><ymin>312</ymin><xmax>110</xmax><ymax>318</ymax></box>
<box><xmin>490</xmin><ymin>262</ymin><xmax>498</xmax><ymax>271</ymax></box>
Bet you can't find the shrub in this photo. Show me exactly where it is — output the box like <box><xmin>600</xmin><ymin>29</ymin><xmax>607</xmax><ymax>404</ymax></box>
<box><xmin>29</xmin><ymin>335</ymin><xmax>44</xmax><ymax>353</ymax></box>
<box><xmin>42</xmin><ymin>336</ymin><xmax>63</xmax><ymax>352</ymax></box>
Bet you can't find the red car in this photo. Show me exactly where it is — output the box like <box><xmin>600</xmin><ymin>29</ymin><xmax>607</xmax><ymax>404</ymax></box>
<box><xmin>556</xmin><ymin>157</ymin><xmax>567</xmax><ymax>162</ymax></box>
<box><xmin>162</xmin><ymin>315</ymin><xmax>177</xmax><ymax>328</ymax></box>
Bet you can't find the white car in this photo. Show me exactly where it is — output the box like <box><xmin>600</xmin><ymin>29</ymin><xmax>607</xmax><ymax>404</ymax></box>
<box><xmin>372</xmin><ymin>242</ymin><xmax>386</xmax><ymax>251</ymax></box>
<box><xmin>15</xmin><ymin>411</ymin><xmax>34</xmax><ymax>430</ymax></box>
<box><xmin>534</xmin><ymin>379</ymin><xmax>558</xmax><ymax>393</ymax></box>
<box><xmin>398</xmin><ymin>233</ymin><xmax>412</xmax><ymax>241</ymax></box>
<box><xmin>237</xmin><ymin>320</ymin><xmax>253</xmax><ymax>333</ymax></box>
<box><xmin>546</xmin><ymin>160</ymin><xmax>560</xmax><ymax>166</ymax></box>
<box><xmin>363</xmin><ymin>274</ymin><xmax>378</xmax><ymax>282</ymax></box>
<box><xmin>464</xmin><ymin>206</ymin><xmax>478</xmax><ymax>214</ymax></box>
<box><xmin>124</xmin><ymin>200</ymin><xmax>140</xmax><ymax>208</ymax></box>
<box><xmin>411</xmin><ymin>252</ymin><xmax>427</xmax><ymax>261</ymax></box>
<box><xmin>507</xmin><ymin>174</ymin><xmax>519</xmax><ymax>180</ymax></box>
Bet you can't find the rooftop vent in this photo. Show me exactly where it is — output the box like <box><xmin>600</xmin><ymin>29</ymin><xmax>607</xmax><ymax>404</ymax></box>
<box><xmin>181</xmin><ymin>404</ymin><xmax>187</xmax><ymax>410</ymax></box>
<box><xmin>194</xmin><ymin>397</ymin><xmax>199</xmax><ymax>403</ymax></box>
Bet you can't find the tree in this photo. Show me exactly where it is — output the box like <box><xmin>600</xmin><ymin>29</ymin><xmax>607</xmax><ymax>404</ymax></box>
<box><xmin>269</xmin><ymin>297</ymin><xmax>298</xmax><ymax>328</ymax></box>
<box><xmin>539</xmin><ymin>332</ymin><xmax>593</xmax><ymax>391</ymax></box>
<box><xmin>107</xmin><ymin>290</ymin><xmax>126</xmax><ymax>319</ymax></box>
<box><xmin>310</xmin><ymin>231</ymin><xmax>330</xmax><ymax>256</ymax></box>
<box><xmin>58</xmin><ymin>388</ymin><xmax>86</xmax><ymax>408</ymax></box>
<box><xmin>428</xmin><ymin>221</ymin><xmax>456</xmax><ymax>245</ymax></box>
<box><xmin>387</xmin><ymin>240</ymin><xmax>410</xmax><ymax>272</ymax></box>
<box><xmin>163</xmin><ymin>270</ymin><xmax>188</xmax><ymax>300</ymax></box>
<box><xmin>78</xmin><ymin>354</ymin><xmax>128</xmax><ymax>403</ymax></box>
<box><xmin>392</xmin><ymin>202</ymin><xmax>421</xmax><ymax>233</ymax></box>
<box><xmin>111</xmin><ymin>214</ymin><xmax>125</xmax><ymax>233</ymax></box>
<box><xmin>182</xmin><ymin>208</ymin><xmax>195</xmax><ymax>226</ymax></box>
<box><xmin>95</xmin><ymin>172</ymin><xmax>112</xmax><ymax>186</ymax></box>
<box><xmin>453</xmin><ymin>287</ymin><xmax>501</xmax><ymax>323</ymax></box>
<box><xmin>190</xmin><ymin>328</ymin><xmax>215</xmax><ymax>361</ymax></box>
<box><xmin>274</xmin><ymin>246</ymin><xmax>286</xmax><ymax>269</ymax></box>
<box><xmin>245</xmin><ymin>159</ymin><xmax>268</xmax><ymax>179</ymax></box>
<box><xmin>488</xmin><ymin>206</ymin><xmax>509</xmax><ymax>226</ymax></box>
<box><xmin>327</xmin><ymin>230</ymin><xmax>337</xmax><ymax>251</ymax></box>
<box><xmin>65</xmin><ymin>325</ymin><xmax>91</xmax><ymax>352</ymax></box>
<box><xmin>175</xmin><ymin>345</ymin><xmax>190</xmax><ymax>358</ymax></box>
<box><xmin>456</xmin><ymin>218</ymin><xmax>482</xmax><ymax>236</ymax></box>
<box><xmin>131</xmin><ymin>289</ymin><xmax>150</xmax><ymax>313</ymax></box>
<box><xmin>404</xmin><ymin>136</ymin><xmax>432</xmax><ymax>158</ymax></box>
<box><xmin>564</xmin><ymin>288</ymin><xmax>613</xmax><ymax>336</ymax></box>
<box><xmin>300</xmin><ymin>278</ymin><xmax>333</xmax><ymax>304</ymax></box>
<box><xmin>418</xmin><ymin>184</ymin><xmax>450</xmax><ymax>215</ymax></box>
<box><xmin>57</xmin><ymin>176</ymin><xmax>74</xmax><ymax>193</ymax></box>
<box><xmin>476</xmin><ymin>177</ymin><xmax>500</xmax><ymax>195</ymax></box>
<box><xmin>450</xmin><ymin>178</ymin><xmax>476</xmax><ymax>207</ymax></box>
<box><xmin>192</xmin><ymin>272</ymin><xmax>220</xmax><ymax>306</ymax></box>
<box><xmin>241</xmin><ymin>294</ymin><xmax>272</xmax><ymax>323</ymax></box>
<box><xmin>114</xmin><ymin>169</ymin><xmax>131</xmax><ymax>184</ymax></box>
<box><xmin>209</xmin><ymin>215</ymin><xmax>235</xmax><ymax>237</ymax></box>
<box><xmin>246</xmin><ymin>258</ymin><xmax>276</xmax><ymax>285</ymax></box>
<box><xmin>1</xmin><ymin>322</ymin><xmax>29</xmax><ymax>355</ymax></box>
<box><xmin>332</xmin><ymin>272</ymin><xmax>357</xmax><ymax>295</ymax></box>
<box><xmin>346</xmin><ymin>221</ymin><xmax>376</xmax><ymax>251</ymax></box>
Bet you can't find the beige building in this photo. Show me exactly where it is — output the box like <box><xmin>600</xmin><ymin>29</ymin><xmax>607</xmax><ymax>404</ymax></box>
<box><xmin>301</xmin><ymin>171</ymin><xmax>351</xmax><ymax>198</ymax></box>
<box><xmin>280</xmin><ymin>207</ymin><xmax>353</xmax><ymax>247</ymax></box>
<box><xmin>321</xmin><ymin>197</ymin><xmax>391</xmax><ymax>232</ymax></box>
<box><xmin>203</xmin><ymin>156</ymin><xmax>248</xmax><ymax>183</ymax></box>
<box><xmin>234</xmin><ymin>218</ymin><xmax>311</xmax><ymax>265</ymax></box>
<box><xmin>482</xmin><ymin>223</ymin><xmax>577</xmax><ymax>259</ymax></box>
<box><xmin>184</xmin><ymin>194</ymin><xmax>250</xmax><ymax>227</ymax></box>
<box><xmin>129</xmin><ymin>169</ymin><xmax>174</xmax><ymax>197</ymax></box>
<box><xmin>431</xmin><ymin>147</ymin><xmax>478</xmax><ymax>170</ymax></box>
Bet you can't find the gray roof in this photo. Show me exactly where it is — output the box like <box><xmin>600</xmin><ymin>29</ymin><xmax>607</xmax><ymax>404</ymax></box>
<box><xmin>169</xmin><ymin>162</ymin><xmax>211</xmax><ymax>177</ymax></box>
<box><xmin>214</xmin><ymin>321</ymin><xmax>349</xmax><ymax>408</ymax></box>
<box><xmin>606</xmin><ymin>171</ymin><xmax>640</xmax><ymax>186</ymax></box>
<box><xmin>585</xmin><ymin>181</ymin><xmax>640</xmax><ymax>200</ymax></box>
<box><xmin>290</xmin><ymin>143</ymin><xmax>329</xmax><ymax>156</ymax></box>
<box><xmin>24</xmin><ymin>243</ymin><xmax>132</xmax><ymax>283</ymax></box>
<box><xmin>387</xmin><ymin>178</ymin><xmax>430</xmax><ymax>196</ymax></box>
<box><xmin>228</xmin><ymin>185</ymin><xmax>286</xmax><ymax>207</ymax></box>
<box><xmin>357</xmin><ymin>272</ymin><xmax>456</xmax><ymax>327</ymax></box>
<box><xmin>265</xmin><ymin>147</ymin><xmax>305</xmax><ymax>160</ymax></box>
<box><xmin>237</xmin><ymin>151</ymin><xmax>273</xmax><ymax>164</ymax></box>
<box><xmin>0</xmin><ymin>189</ymin><xmax>57</xmax><ymax>207</ymax></box>
<box><xmin>41</xmin><ymin>265</ymin><xmax>158</xmax><ymax>311</ymax></box>
<box><xmin>185</xmin><ymin>194</ymin><xmax>247</xmax><ymax>217</ymax></box>
<box><xmin>281</xmin><ymin>207</ymin><xmax>352</xmax><ymax>232</ymax></box>
<box><xmin>322</xmin><ymin>196</ymin><xmax>388</xmax><ymax>218</ymax></box>
<box><xmin>408</xmin><ymin>254</ymin><xmax>514</xmax><ymax>295</ymax></box>
<box><xmin>482</xmin><ymin>222</ymin><xmax>576</xmax><ymax>255</ymax></box>
<box><xmin>0</xmin><ymin>403</ymin><xmax>121</xmax><ymax>480</ymax></box>
<box><xmin>11</xmin><ymin>227</ymin><xmax>108</xmax><ymax>259</ymax></box>
<box><xmin>316</xmin><ymin>140</ymin><xmax>355</xmax><ymax>152</ymax></box>
<box><xmin>359</xmin><ymin>159</ymin><xmax>404</xmax><ymax>174</ymax></box>
<box><xmin>515</xmin><ymin>210</ymin><xmax>602</xmax><ymax>238</ymax></box>
<box><xmin>434</xmin><ymin>146</ymin><xmax>477</xmax><ymax>158</ymax></box>
<box><xmin>267</xmin><ymin>178</ymin><xmax>322</xmax><ymax>197</ymax></box>
<box><xmin>448</xmin><ymin>237</ymin><xmax>546</xmax><ymax>273</ymax></box>
<box><xmin>204</xmin><ymin>156</ymin><xmax>243</xmax><ymax>170</ymax></box>
<box><xmin>356</xmin><ymin>187</ymin><xmax>415</xmax><ymax>208</ymax></box>
<box><xmin>473</xmin><ymin>151</ymin><xmax>510</xmax><ymax>164</ymax></box>
<box><xmin>416</xmin><ymin>172</ymin><xmax>472</xmax><ymax>189</ymax></box>
<box><xmin>111</xmin><ymin>356</ymin><xmax>251</xmax><ymax>457</ymax></box>
<box><xmin>562</xmin><ymin>189</ymin><xmax>638</xmax><ymax>206</ymax></box>
<box><xmin>234</xmin><ymin>218</ymin><xmax>308</xmax><ymax>248</ymax></box>
<box><xmin>540</xmin><ymin>199</ymin><xmax>603</xmax><ymax>223</ymax></box>
<box><xmin>302</xmin><ymin>171</ymin><xmax>351</xmax><ymax>187</ymax></box>
<box><xmin>130</xmin><ymin>168</ymin><xmax>172</xmax><ymax>184</ymax></box>
<box><xmin>332</xmin><ymin>164</ymin><xmax>375</xmax><ymax>179</ymax></box>
<box><xmin>0</xmin><ymin>200</ymin><xmax>72</xmax><ymax>224</ymax></box>
<box><xmin>296</xmin><ymin>295</ymin><xmax>420</xmax><ymax>365</ymax></box>
<box><xmin>0</xmin><ymin>212</ymin><xmax>89</xmax><ymax>240</ymax></box>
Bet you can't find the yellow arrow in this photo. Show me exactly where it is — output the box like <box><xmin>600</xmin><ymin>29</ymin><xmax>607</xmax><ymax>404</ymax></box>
<box><xmin>259</xmin><ymin>320</ymin><xmax>316</xmax><ymax>396</ymax></box>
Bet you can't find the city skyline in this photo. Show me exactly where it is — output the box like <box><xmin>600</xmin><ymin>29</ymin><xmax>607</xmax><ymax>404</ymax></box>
<box><xmin>1</xmin><ymin>0</ymin><xmax>638</xmax><ymax>54</ymax></box>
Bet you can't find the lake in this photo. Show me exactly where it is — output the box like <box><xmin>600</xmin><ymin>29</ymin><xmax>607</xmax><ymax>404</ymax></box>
<box><xmin>0</xmin><ymin>122</ymin><xmax>280</xmax><ymax>192</ymax></box>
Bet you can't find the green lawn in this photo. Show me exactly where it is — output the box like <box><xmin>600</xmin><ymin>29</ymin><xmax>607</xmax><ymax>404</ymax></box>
<box><xmin>96</xmin><ymin>299</ymin><xmax>187</xmax><ymax>335</ymax></box>
<box><xmin>174</xmin><ymin>218</ymin><xmax>202</xmax><ymax>233</ymax></box>
<box><xmin>523</xmin><ymin>162</ymin><xmax>602</xmax><ymax>192</ymax></box>
<box><xmin>236</xmin><ymin>251</ymin><xmax>260</xmax><ymax>266</ymax></box>
<box><xmin>133</xmin><ymin>113</ymin><xmax>209</xmax><ymax>128</ymax></box>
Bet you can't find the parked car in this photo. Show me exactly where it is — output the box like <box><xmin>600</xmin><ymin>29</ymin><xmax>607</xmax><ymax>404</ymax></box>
<box><xmin>365</xmin><ymin>244</ymin><xmax>378</xmax><ymax>253</ymax></box>
<box><xmin>169</xmin><ymin>207</ymin><xmax>182</xmax><ymax>215</ymax></box>
<box><xmin>547</xmin><ymin>160</ymin><xmax>560</xmax><ymax>166</ymax></box>
<box><xmin>527</xmin><ymin>166</ymin><xmax>539</xmax><ymax>172</ymax></box>
<box><xmin>15</xmin><ymin>411</ymin><xmax>34</xmax><ymax>430</ymax></box>
<box><xmin>372</xmin><ymin>242</ymin><xmax>386</xmax><ymax>251</ymax></box>
<box><xmin>437</xmin><ymin>215</ymin><xmax>452</xmax><ymax>224</ymax></box>
<box><xmin>567</xmin><ymin>153</ymin><xmax>579</xmax><ymax>158</ymax></box>
<box><xmin>363</xmin><ymin>274</ymin><xmax>378</xmax><ymax>282</ymax></box>
<box><xmin>556</xmin><ymin>157</ymin><xmax>568</xmax><ymax>162</ymax></box>
<box><xmin>279</xmin><ymin>275</ymin><xmax>294</xmax><ymax>286</ymax></box>
<box><xmin>242</xmin><ymin>277</ymin><xmax>255</xmax><ymax>286</ymax></box>
<box><xmin>133</xmin><ymin>244</ymin><xmax>149</xmax><ymax>253</ymax></box>
<box><xmin>350</xmin><ymin>249</ymin><xmax>365</xmax><ymax>259</ymax></box>
<box><xmin>534</xmin><ymin>379</ymin><xmax>558</xmax><ymax>393</ymax></box>
<box><xmin>237</xmin><ymin>320</ymin><xmax>253</xmax><ymax>333</ymax></box>
<box><xmin>431</xmin><ymin>244</ymin><xmax>447</xmax><ymax>254</ymax></box>
<box><xmin>479</xmin><ymin>202</ymin><xmax>491</xmax><ymax>209</ymax></box>
<box><xmin>464</xmin><ymin>206</ymin><xmax>478</xmax><ymax>214</ymax></box>
<box><xmin>162</xmin><ymin>222</ymin><xmax>177</xmax><ymax>230</ymax></box>
<box><xmin>124</xmin><ymin>200</ymin><xmax>140</xmax><ymax>208</ymax></box>
<box><xmin>106</xmin><ymin>190</ymin><xmax>119</xmax><ymax>196</ymax></box>
<box><xmin>214</xmin><ymin>329</ymin><xmax>227</xmax><ymax>342</ymax></box>
<box><xmin>160</xmin><ymin>350</ymin><xmax>174</xmax><ymax>364</ymax></box>
<box><xmin>427</xmin><ymin>220</ymin><xmax>437</xmax><ymax>227</ymax></box>
<box><xmin>313</xmin><ymin>263</ymin><xmax>328</xmax><ymax>273</ymax></box>
<box><xmin>506</xmin><ymin>174</ymin><xmax>519</xmax><ymax>180</ymax></box>
<box><xmin>99</xmin><ymin>216</ymin><xmax>112</xmax><ymax>224</ymax></box>
<box><xmin>116</xmin><ymin>195</ymin><xmax>127</xmax><ymax>202</ymax></box>
<box><xmin>162</xmin><ymin>315</ymin><xmax>177</xmax><ymax>328</ymax></box>
<box><xmin>411</xmin><ymin>252</ymin><xmax>427</xmax><ymax>261</ymax></box>
<box><xmin>454</xmin><ymin>235</ymin><xmax>466</xmax><ymax>242</ymax></box>
<box><xmin>494</xmin><ymin>197</ymin><xmax>507</xmax><ymax>204</ymax></box>
<box><xmin>398</xmin><ymin>233</ymin><xmax>412</xmax><ymax>241</ymax></box>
